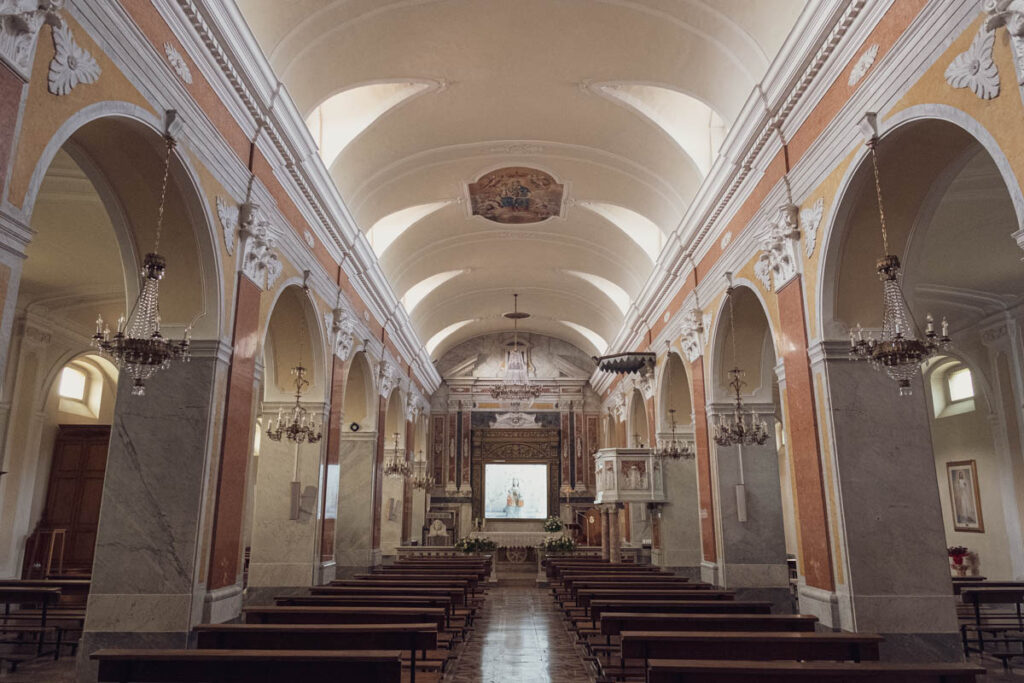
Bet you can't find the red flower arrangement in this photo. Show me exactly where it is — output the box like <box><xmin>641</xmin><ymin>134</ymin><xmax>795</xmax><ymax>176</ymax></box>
<box><xmin>948</xmin><ymin>546</ymin><xmax>969</xmax><ymax>565</ymax></box>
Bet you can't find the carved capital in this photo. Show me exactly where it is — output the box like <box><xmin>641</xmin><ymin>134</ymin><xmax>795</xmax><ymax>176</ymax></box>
<box><xmin>238</xmin><ymin>202</ymin><xmax>282</xmax><ymax>290</ymax></box>
<box><xmin>325</xmin><ymin>307</ymin><xmax>357</xmax><ymax>361</ymax></box>
<box><xmin>678</xmin><ymin>307</ymin><xmax>705</xmax><ymax>362</ymax></box>
<box><xmin>755</xmin><ymin>204</ymin><xmax>800</xmax><ymax>291</ymax></box>
<box><xmin>378</xmin><ymin>361</ymin><xmax>400</xmax><ymax>398</ymax></box>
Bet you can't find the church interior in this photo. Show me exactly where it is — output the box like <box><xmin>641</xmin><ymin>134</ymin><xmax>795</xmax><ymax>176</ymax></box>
<box><xmin>0</xmin><ymin>0</ymin><xmax>1023</xmax><ymax>681</ymax></box>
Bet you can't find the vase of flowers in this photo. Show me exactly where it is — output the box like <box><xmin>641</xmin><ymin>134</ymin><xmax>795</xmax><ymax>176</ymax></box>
<box><xmin>455</xmin><ymin>537</ymin><xmax>497</xmax><ymax>555</ymax></box>
<box><xmin>540</xmin><ymin>536</ymin><xmax>576</xmax><ymax>554</ymax></box>
<box><xmin>948</xmin><ymin>545</ymin><xmax>969</xmax><ymax>576</ymax></box>
<box><xmin>543</xmin><ymin>516</ymin><xmax>564</xmax><ymax>533</ymax></box>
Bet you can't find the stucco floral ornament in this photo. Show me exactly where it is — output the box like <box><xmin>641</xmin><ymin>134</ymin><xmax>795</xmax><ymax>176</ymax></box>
<box><xmin>945</xmin><ymin>24</ymin><xmax>1000</xmax><ymax>99</ymax></box>
<box><xmin>47</xmin><ymin>21</ymin><xmax>99</xmax><ymax>95</ymax></box>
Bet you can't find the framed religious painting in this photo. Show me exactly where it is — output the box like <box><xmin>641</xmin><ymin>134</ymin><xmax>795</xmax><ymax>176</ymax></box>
<box><xmin>946</xmin><ymin>460</ymin><xmax>984</xmax><ymax>533</ymax></box>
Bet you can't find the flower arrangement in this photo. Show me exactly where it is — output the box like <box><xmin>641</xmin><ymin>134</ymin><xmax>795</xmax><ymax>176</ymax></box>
<box><xmin>948</xmin><ymin>546</ymin><xmax>969</xmax><ymax>564</ymax></box>
<box><xmin>543</xmin><ymin>516</ymin><xmax>564</xmax><ymax>532</ymax></box>
<box><xmin>454</xmin><ymin>537</ymin><xmax>497</xmax><ymax>554</ymax></box>
<box><xmin>541</xmin><ymin>536</ymin><xmax>576</xmax><ymax>553</ymax></box>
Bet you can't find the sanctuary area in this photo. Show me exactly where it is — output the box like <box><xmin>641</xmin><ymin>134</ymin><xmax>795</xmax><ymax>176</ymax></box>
<box><xmin>0</xmin><ymin>0</ymin><xmax>1022</xmax><ymax>681</ymax></box>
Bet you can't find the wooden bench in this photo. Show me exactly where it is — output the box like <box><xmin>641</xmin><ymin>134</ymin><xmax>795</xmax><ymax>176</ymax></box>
<box><xmin>195</xmin><ymin>623</ymin><xmax>439</xmax><ymax>683</ymax></box>
<box><xmin>644</xmin><ymin>659</ymin><xmax>985</xmax><ymax>682</ymax></box>
<box><xmin>92</xmin><ymin>648</ymin><xmax>403</xmax><ymax>682</ymax></box>
<box><xmin>243</xmin><ymin>606</ymin><xmax>456</xmax><ymax>647</ymax></box>
<box><xmin>275</xmin><ymin>595</ymin><xmax>467</xmax><ymax>630</ymax></box>
<box><xmin>621</xmin><ymin>630</ymin><xmax>882</xmax><ymax>663</ymax></box>
<box><xmin>0</xmin><ymin>586</ymin><xmax>65</xmax><ymax>670</ymax></box>
<box><xmin>575</xmin><ymin>589</ymin><xmax>734</xmax><ymax>612</ymax></box>
<box><xmin>958</xmin><ymin>587</ymin><xmax>1024</xmax><ymax>657</ymax></box>
<box><xmin>311</xmin><ymin>585</ymin><xmax>465</xmax><ymax>607</ymax></box>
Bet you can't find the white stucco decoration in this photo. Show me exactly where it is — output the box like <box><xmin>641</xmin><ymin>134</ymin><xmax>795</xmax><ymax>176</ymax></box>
<box><xmin>215</xmin><ymin>196</ymin><xmax>238</xmax><ymax>255</ymax></box>
<box><xmin>678</xmin><ymin>307</ymin><xmax>705</xmax><ymax>362</ymax></box>
<box><xmin>986</xmin><ymin>0</ymin><xmax>1024</xmax><ymax>87</ymax></box>
<box><xmin>848</xmin><ymin>43</ymin><xmax>878</xmax><ymax>86</ymax></box>
<box><xmin>164</xmin><ymin>42</ymin><xmax>192</xmax><ymax>84</ymax></box>
<box><xmin>378</xmin><ymin>361</ymin><xmax>400</xmax><ymax>398</ymax></box>
<box><xmin>238</xmin><ymin>202</ymin><xmax>282</xmax><ymax>289</ymax></box>
<box><xmin>756</xmin><ymin>204</ymin><xmax>800</xmax><ymax>290</ymax></box>
<box><xmin>800</xmin><ymin>197</ymin><xmax>824</xmax><ymax>258</ymax></box>
<box><xmin>614</xmin><ymin>391</ymin><xmax>628</xmax><ymax>423</ymax></box>
<box><xmin>326</xmin><ymin>307</ymin><xmax>357</xmax><ymax>361</ymax></box>
<box><xmin>0</xmin><ymin>0</ymin><xmax>52</xmax><ymax>80</ymax></box>
<box><xmin>304</xmin><ymin>231</ymin><xmax>315</xmax><ymax>249</ymax></box>
<box><xmin>47</xmin><ymin>20</ymin><xmax>99</xmax><ymax>96</ymax></box>
<box><xmin>719</xmin><ymin>231</ymin><xmax>733</xmax><ymax>250</ymax></box>
<box><xmin>945</xmin><ymin>25</ymin><xmax>1000</xmax><ymax>100</ymax></box>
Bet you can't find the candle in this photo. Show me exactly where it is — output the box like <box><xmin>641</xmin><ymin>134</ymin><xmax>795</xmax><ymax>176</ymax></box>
<box><xmin>95</xmin><ymin>315</ymin><xmax>104</xmax><ymax>335</ymax></box>
<box><xmin>941</xmin><ymin>317</ymin><xmax>949</xmax><ymax>337</ymax></box>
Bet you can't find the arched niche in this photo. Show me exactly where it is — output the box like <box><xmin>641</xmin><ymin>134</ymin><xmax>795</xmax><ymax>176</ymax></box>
<box><xmin>246</xmin><ymin>284</ymin><xmax>328</xmax><ymax>590</ymax></box>
<box><xmin>658</xmin><ymin>351</ymin><xmax>693</xmax><ymax>433</ymax></box>
<box><xmin>627</xmin><ymin>388</ymin><xmax>649</xmax><ymax>448</ymax></box>
<box><xmin>706</xmin><ymin>283</ymin><xmax>791</xmax><ymax>609</ymax></box>
<box><xmin>0</xmin><ymin>111</ymin><xmax>222</xmax><ymax>580</ymax></box>
<box><xmin>819</xmin><ymin>115</ymin><xmax>1024</xmax><ymax>581</ymax></box>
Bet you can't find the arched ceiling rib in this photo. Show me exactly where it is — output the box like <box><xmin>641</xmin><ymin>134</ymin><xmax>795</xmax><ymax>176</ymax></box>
<box><xmin>237</xmin><ymin>0</ymin><xmax>807</xmax><ymax>355</ymax></box>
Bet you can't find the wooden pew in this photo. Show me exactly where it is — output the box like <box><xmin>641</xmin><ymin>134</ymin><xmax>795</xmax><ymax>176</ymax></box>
<box><xmin>958</xmin><ymin>586</ymin><xmax>1024</xmax><ymax>657</ymax></box>
<box><xmin>195</xmin><ymin>623</ymin><xmax>439</xmax><ymax>683</ymax></box>
<box><xmin>575</xmin><ymin>589</ymin><xmax>734</xmax><ymax>613</ymax></box>
<box><xmin>92</xmin><ymin>648</ymin><xmax>404</xmax><ymax>682</ymax></box>
<box><xmin>275</xmin><ymin>595</ymin><xmax>466</xmax><ymax>630</ymax></box>
<box><xmin>600</xmin><ymin>613</ymin><xmax>818</xmax><ymax>638</ymax></box>
<box><xmin>573</xmin><ymin>600</ymin><xmax>773</xmax><ymax>638</ymax></box>
<box><xmin>645</xmin><ymin>659</ymin><xmax>985</xmax><ymax>682</ymax></box>
<box><xmin>244</xmin><ymin>606</ymin><xmax>457</xmax><ymax>648</ymax></box>
<box><xmin>311</xmin><ymin>585</ymin><xmax>465</xmax><ymax>607</ymax></box>
<box><xmin>621</xmin><ymin>630</ymin><xmax>883</xmax><ymax>664</ymax></box>
<box><xmin>337</xmin><ymin>577</ymin><xmax>478</xmax><ymax>602</ymax></box>
<box><xmin>0</xmin><ymin>586</ymin><xmax>65</xmax><ymax>670</ymax></box>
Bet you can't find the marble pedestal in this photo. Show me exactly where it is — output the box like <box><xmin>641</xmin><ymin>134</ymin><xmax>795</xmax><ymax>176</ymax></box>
<box><xmin>77</xmin><ymin>352</ymin><xmax>225</xmax><ymax>682</ymax></box>
<box><xmin>657</xmin><ymin>456</ymin><xmax>702</xmax><ymax>577</ymax></box>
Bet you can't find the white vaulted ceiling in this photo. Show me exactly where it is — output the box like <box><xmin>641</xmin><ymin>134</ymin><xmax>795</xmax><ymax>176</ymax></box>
<box><xmin>236</xmin><ymin>0</ymin><xmax>807</xmax><ymax>359</ymax></box>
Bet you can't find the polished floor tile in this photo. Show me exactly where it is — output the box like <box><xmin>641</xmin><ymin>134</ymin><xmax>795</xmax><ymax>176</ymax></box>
<box><xmin>444</xmin><ymin>586</ymin><xmax>595</xmax><ymax>683</ymax></box>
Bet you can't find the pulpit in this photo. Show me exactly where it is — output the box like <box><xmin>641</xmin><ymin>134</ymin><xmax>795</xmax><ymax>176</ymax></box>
<box><xmin>593</xmin><ymin>448</ymin><xmax>667</xmax><ymax>505</ymax></box>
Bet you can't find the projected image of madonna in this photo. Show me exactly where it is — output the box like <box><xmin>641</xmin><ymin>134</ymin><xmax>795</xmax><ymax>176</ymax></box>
<box><xmin>505</xmin><ymin>478</ymin><xmax>525</xmax><ymax>518</ymax></box>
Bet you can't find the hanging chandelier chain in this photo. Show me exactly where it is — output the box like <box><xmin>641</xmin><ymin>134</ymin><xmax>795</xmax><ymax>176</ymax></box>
<box><xmin>154</xmin><ymin>135</ymin><xmax>176</xmax><ymax>255</ymax></box>
<box><xmin>868</xmin><ymin>137</ymin><xmax>890</xmax><ymax>256</ymax></box>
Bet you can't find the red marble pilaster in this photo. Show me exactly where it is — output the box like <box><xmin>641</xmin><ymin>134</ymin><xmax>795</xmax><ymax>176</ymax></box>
<box><xmin>207</xmin><ymin>275</ymin><xmax>261</xmax><ymax>590</ymax></box>
<box><xmin>777</xmin><ymin>276</ymin><xmax>834</xmax><ymax>591</ymax></box>
<box><xmin>447</xmin><ymin>413</ymin><xmax>457</xmax><ymax>486</ymax></box>
<box><xmin>560</xmin><ymin>411</ymin><xmax>570</xmax><ymax>488</ymax></box>
<box><xmin>573</xmin><ymin>411</ymin><xmax>584</xmax><ymax>488</ymax></box>
<box><xmin>431</xmin><ymin>414</ymin><xmax>445</xmax><ymax>484</ymax></box>
<box><xmin>585</xmin><ymin>414</ymin><xmax>599</xmax><ymax>489</ymax></box>
<box><xmin>645</xmin><ymin>396</ymin><xmax>657</xmax><ymax>447</ymax></box>
<box><xmin>690</xmin><ymin>357</ymin><xmax>717</xmax><ymax>563</ymax></box>
<box><xmin>460</xmin><ymin>410</ymin><xmax>471</xmax><ymax>488</ymax></box>
<box><xmin>401</xmin><ymin>418</ymin><xmax>414</xmax><ymax>541</ymax></box>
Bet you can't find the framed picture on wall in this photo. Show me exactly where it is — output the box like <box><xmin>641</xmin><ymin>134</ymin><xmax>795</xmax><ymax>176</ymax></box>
<box><xmin>386</xmin><ymin>497</ymin><xmax>398</xmax><ymax>521</ymax></box>
<box><xmin>946</xmin><ymin>460</ymin><xmax>984</xmax><ymax>533</ymax></box>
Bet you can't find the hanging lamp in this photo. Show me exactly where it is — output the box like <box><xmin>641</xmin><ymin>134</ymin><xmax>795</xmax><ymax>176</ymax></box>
<box><xmin>712</xmin><ymin>284</ymin><xmax>770</xmax><ymax>447</ymax></box>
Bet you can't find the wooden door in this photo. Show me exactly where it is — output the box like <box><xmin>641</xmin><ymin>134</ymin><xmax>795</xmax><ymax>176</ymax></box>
<box><xmin>40</xmin><ymin>425</ymin><xmax>110</xmax><ymax>573</ymax></box>
<box><xmin>583</xmin><ymin>507</ymin><xmax>601</xmax><ymax>547</ymax></box>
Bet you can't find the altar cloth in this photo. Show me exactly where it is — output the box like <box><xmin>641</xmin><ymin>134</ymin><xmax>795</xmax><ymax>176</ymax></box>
<box><xmin>467</xmin><ymin>530</ymin><xmax>560</xmax><ymax>548</ymax></box>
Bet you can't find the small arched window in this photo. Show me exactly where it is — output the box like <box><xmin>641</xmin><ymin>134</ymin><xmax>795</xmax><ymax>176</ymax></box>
<box><xmin>929</xmin><ymin>358</ymin><xmax>976</xmax><ymax>419</ymax></box>
<box><xmin>58</xmin><ymin>366</ymin><xmax>87</xmax><ymax>401</ymax></box>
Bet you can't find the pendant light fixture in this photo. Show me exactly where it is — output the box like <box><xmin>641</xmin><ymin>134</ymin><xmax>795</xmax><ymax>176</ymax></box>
<box><xmin>713</xmin><ymin>283</ymin><xmax>770</xmax><ymax>448</ymax></box>
<box><xmin>490</xmin><ymin>293</ymin><xmax>541</xmax><ymax>406</ymax></box>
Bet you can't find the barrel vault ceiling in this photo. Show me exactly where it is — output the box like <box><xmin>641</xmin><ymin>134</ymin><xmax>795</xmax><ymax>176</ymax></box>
<box><xmin>235</xmin><ymin>0</ymin><xmax>808</xmax><ymax>360</ymax></box>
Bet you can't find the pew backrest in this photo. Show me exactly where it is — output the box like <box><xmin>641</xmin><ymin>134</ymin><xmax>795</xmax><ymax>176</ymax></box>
<box><xmin>645</xmin><ymin>659</ymin><xmax>984</xmax><ymax>683</ymax></box>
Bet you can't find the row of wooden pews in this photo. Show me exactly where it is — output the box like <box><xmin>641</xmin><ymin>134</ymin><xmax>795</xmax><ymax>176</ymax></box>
<box><xmin>0</xmin><ymin>577</ymin><xmax>89</xmax><ymax>671</ymax></box>
<box><xmin>546</xmin><ymin>557</ymin><xmax>986</xmax><ymax>682</ymax></box>
<box><xmin>953</xmin><ymin>576</ymin><xmax>1024</xmax><ymax>669</ymax></box>
<box><xmin>92</xmin><ymin>555</ymin><xmax>492</xmax><ymax>682</ymax></box>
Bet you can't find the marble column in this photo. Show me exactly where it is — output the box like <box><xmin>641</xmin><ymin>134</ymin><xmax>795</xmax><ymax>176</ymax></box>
<box><xmin>656</xmin><ymin>453</ymin><xmax>703</xmax><ymax>579</ymax></box>
<box><xmin>608</xmin><ymin>505</ymin><xmax>621</xmax><ymax>564</ymax></box>
<box><xmin>710</xmin><ymin>405</ymin><xmax>790</xmax><ymax>612</ymax></box>
<box><xmin>818</xmin><ymin>350</ymin><xmax>960</xmax><ymax>660</ymax></box>
<box><xmin>600</xmin><ymin>507</ymin><xmax>610</xmax><ymax>560</ymax></box>
<box><xmin>246</xmin><ymin>403</ymin><xmax>326</xmax><ymax>602</ymax></box>
<box><xmin>689</xmin><ymin>358</ymin><xmax>718</xmax><ymax>583</ymax></box>
<box><xmin>335</xmin><ymin>432</ymin><xmax>379</xmax><ymax>573</ymax></box>
<box><xmin>77</xmin><ymin>344</ymin><xmax>228</xmax><ymax>682</ymax></box>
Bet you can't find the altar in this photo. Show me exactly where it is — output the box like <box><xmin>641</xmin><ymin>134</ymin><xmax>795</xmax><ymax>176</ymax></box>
<box><xmin>467</xmin><ymin>530</ymin><xmax>558</xmax><ymax>549</ymax></box>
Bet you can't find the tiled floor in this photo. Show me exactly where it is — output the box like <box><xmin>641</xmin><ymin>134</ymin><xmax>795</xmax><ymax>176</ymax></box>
<box><xmin>443</xmin><ymin>586</ymin><xmax>595</xmax><ymax>683</ymax></box>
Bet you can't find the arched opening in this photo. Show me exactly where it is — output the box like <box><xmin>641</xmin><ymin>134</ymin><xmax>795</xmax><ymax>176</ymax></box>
<box><xmin>707</xmin><ymin>284</ymin><xmax>791</xmax><ymax>609</ymax></box>
<box><xmin>379</xmin><ymin>387</ymin><xmax>406</xmax><ymax>556</ymax></box>
<box><xmin>653</xmin><ymin>351</ymin><xmax>702</xmax><ymax>574</ymax></box>
<box><xmin>335</xmin><ymin>350</ymin><xmax>378</xmax><ymax>569</ymax></box>
<box><xmin>823</xmin><ymin>118</ymin><xmax>1024</xmax><ymax>581</ymax></box>
<box><xmin>627</xmin><ymin>388</ymin><xmax>649</xmax><ymax>448</ymax></box>
<box><xmin>247</xmin><ymin>285</ymin><xmax>327</xmax><ymax>591</ymax></box>
<box><xmin>0</xmin><ymin>114</ymin><xmax>219</xmax><ymax>579</ymax></box>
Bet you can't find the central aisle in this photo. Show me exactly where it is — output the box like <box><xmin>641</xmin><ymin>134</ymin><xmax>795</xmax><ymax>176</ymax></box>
<box><xmin>445</xmin><ymin>586</ymin><xmax>594</xmax><ymax>683</ymax></box>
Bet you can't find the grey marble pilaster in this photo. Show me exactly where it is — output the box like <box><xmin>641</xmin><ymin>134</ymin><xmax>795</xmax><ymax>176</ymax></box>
<box><xmin>823</xmin><ymin>359</ymin><xmax>960</xmax><ymax>660</ymax></box>
<box><xmin>335</xmin><ymin>433</ymin><xmax>377</xmax><ymax>568</ymax></box>
<box><xmin>246</xmin><ymin>409</ymin><xmax>323</xmax><ymax>590</ymax></box>
<box><xmin>658</xmin><ymin>456</ymin><xmax>702</xmax><ymax>573</ymax></box>
<box><xmin>78</xmin><ymin>352</ymin><xmax>224</xmax><ymax>681</ymax></box>
<box><xmin>713</xmin><ymin>426</ymin><xmax>790</xmax><ymax>612</ymax></box>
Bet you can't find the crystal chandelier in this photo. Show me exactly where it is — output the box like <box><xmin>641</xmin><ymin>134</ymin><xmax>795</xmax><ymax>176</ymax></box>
<box><xmin>383</xmin><ymin>433</ymin><xmax>412</xmax><ymax>478</ymax></box>
<box><xmin>850</xmin><ymin>136</ymin><xmax>951</xmax><ymax>395</ymax></box>
<box><xmin>490</xmin><ymin>293</ymin><xmax>541</xmax><ymax>404</ymax></box>
<box><xmin>266</xmin><ymin>363</ymin><xmax>323</xmax><ymax>444</ymax></box>
<box><xmin>409</xmin><ymin>452</ymin><xmax>436</xmax><ymax>490</ymax></box>
<box><xmin>656</xmin><ymin>409</ymin><xmax>695</xmax><ymax>459</ymax></box>
<box><xmin>93</xmin><ymin>135</ymin><xmax>191</xmax><ymax>396</ymax></box>
<box><xmin>713</xmin><ymin>286</ymin><xmax>770</xmax><ymax>448</ymax></box>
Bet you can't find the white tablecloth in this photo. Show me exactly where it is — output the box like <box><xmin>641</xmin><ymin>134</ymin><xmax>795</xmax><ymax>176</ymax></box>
<box><xmin>468</xmin><ymin>530</ymin><xmax>558</xmax><ymax>548</ymax></box>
